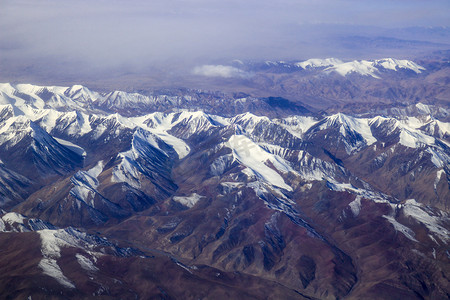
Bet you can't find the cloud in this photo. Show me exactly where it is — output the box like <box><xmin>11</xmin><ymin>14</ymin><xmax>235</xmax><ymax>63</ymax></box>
<box><xmin>192</xmin><ymin>65</ymin><xmax>253</xmax><ymax>78</ymax></box>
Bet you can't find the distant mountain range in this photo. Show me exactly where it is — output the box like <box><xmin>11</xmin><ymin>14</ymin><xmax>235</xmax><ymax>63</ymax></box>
<box><xmin>188</xmin><ymin>55</ymin><xmax>450</xmax><ymax>113</ymax></box>
<box><xmin>0</xmin><ymin>80</ymin><xmax>449</xmax><ymax>299</ymax></box>
<box><xmin>237</xmin><ymin>57</ymin><xmax>426</xmax><ymax>78</ymax></box>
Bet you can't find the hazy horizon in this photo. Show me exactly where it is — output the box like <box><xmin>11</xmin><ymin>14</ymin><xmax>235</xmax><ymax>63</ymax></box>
<box><xmin>1</xmin><ymin>0</ymin><xmax>450</xmax><ymax>89</ymax></box>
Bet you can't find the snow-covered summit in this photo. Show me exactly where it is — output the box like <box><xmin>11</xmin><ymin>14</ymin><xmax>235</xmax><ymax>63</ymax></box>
<box><xmin>373</xmin><ymin>58</ymin><xmax>425</xmax><ymax>73</ymax></box>
<box><xmin>295</xmin><ymin>58</ymin><xmax>344</xmax><ymax>69</ymax></box>
<box><xmin>294</xmin><ymin>58</ymin><xmax>425</xmax><ymax>78</ymax></box>
<box><xmin>325</xmin><ymin>60</ymin><xmax>382</xmax><ymax>78</ymax></box>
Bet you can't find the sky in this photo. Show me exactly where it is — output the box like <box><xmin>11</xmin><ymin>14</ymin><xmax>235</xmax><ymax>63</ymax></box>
<box><xmin>1</xmin><ymin>0</ymin><xmax>449</xmax><ymax>86</ymax></box>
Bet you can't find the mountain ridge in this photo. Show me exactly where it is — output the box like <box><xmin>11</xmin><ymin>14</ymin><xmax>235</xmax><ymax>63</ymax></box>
<box><xmin>0</xmin><ymin>82</ymin><xmax>448</xmax><ymax>299</ymax></box>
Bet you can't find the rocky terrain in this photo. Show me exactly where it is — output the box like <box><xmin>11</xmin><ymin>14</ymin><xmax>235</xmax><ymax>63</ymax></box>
<box><xmin>0</xmin><ymin>56</ymin><xmax>449</xmax><ymax>299</ymax></box>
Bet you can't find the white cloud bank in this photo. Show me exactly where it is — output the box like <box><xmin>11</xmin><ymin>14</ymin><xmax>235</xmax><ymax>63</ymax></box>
<box><xmin>192</xmin><ymin>65</ymin><xmax>253</xmax><ymax>78</ymax></box>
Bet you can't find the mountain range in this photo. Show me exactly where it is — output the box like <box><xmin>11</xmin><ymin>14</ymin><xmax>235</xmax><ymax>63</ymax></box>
<box><xmin>0</xmin><ymin>57</ymin><xmax>449</xmax><ymax>299</ymax></box>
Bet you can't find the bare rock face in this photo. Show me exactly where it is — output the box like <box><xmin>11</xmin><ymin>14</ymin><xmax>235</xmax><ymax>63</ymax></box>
<box><xmin>0</xmin><ymin>76</ymin><xmax>449</xmax><ymax>299</ymax></box>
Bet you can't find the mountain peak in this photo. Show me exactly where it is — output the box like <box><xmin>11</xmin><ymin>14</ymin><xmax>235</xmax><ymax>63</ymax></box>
<box><xmin>295</xmin><ymin>58</ymin><xmax>343</xmax><ymax>69</ymax></box>
<box><xmin>374</xmin><ymin>58</ymin><xmax>426</xmax><ymax>73</ymax></box>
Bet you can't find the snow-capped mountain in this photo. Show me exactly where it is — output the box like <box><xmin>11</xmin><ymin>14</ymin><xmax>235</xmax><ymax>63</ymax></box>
<box><xmin>0</xmin><ymin>108</ymin><xmax>84</xmax><ymax>182</ymax></box>
<box><xmin>0</xmin><ymin>82</ymin><xmax>449</xmax><ymax>299</ymax></box>
<box><xmin>227</xmin><ymin>57</ymin><xmax>426</xmax><ymax>79</ymax></box>
<box><xmin>293</xmin><ymin>57</ymin><xmax>426</xmax><ymax>78</ymax></box>
<box><xmin>295</xmin><ymin>58</ymin><xmax>344</xmax><ymax>69</ymax></box>
<box><xmin>208</xmin><ymin>56</ymin><xmax>449</xmax><ymax>116</ymax></box>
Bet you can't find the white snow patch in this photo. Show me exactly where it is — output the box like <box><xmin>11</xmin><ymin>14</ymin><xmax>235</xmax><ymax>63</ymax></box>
<box><xmin>76</xmin><ymin>253</ymin><xmax>99</xmax><ymax>272</ymax></box>
<box><xmin>321</xmin><ymin>113</ymin><xmax>377</xmax><ymax>153</ymax></box>
<box><xmin>231</xmin><ymin>112</ymin><xmax>270</xmax><ymax>131</ymax></box>
<box><xmin>85</xmin><ymin>161</ymin><xmax>104</xmax><ymax>179</ymax></box>
<box><xmin>260</xmin><ymin>143</ymin><xmax>290</xmax><ymax>159</ymax></box>
<box><xmin>415</xmin><ymin>103</ymin><xmax>432</xmax><ymax>115</ymax></box>
<box><xmin>383</xmin><ymin>215</ymin><xmax>418</xmax><ymax>242</ymax></box>
<box><xmin>220</xmin><ymin>181</ymin><xmax>245</xmax><ymax>194</ymax></box>
<box><xmin>220</xmin><ymin>182</ymin><xmax>244</xmax><ymax>188</ymax></box>
<box><xmin>434</xmin><ymin>169</ymin><xmax>445</xmax><ymax>190</ymax></box>
<box><xmin>428</xmin><ymin>234</ymin><xmax>439</xmax><ymax>245</ymax></box>
<box><xmin>426</xmin><ymin>148</ymin><xmax>449</xmax><ymax>168</ymax></box>
<box><xmin>54</xmin><ymin>137</ymin><xmax>86</xmax><ymax>156</ymax></box>
<box><xmin>301</xmin><ymin>183</ymin><xmax>313</xmax><ymax>191</ymax></box>
<box><xmin>0</xmin><ymin>83</ymin><xmax>16</xmax><ymax>95</ymax></box>
<box><xmin>399</xmin><ymin>128</ymin><xmax>435</xmax><ymax>148</ymax></box>
<box><xmin>246</xmin><ymin>181</ymin><xmax>295</xmax><ymax>216</ymax></box>
<box><xmin>327</xmin><ymin>180</ymin><xmax>389</xmax><ymax>203</ymax></box>
<box><xmin>132</xmin><ymin>112</ymin><xmax>190</xmax><ymax>158</ymax></box>
<box><xmin>242</xmin><ymin>167</ymin><xmax>256</xmax><ymax>180</ymax></box>
<box><xmin>70</xmin><ymin>161</ymin><xmax>104</xmax><ymax>207</ymax></box>
<box><xmin>37</xmin><ymin>227</ymin><xmax>107</xmax><ymax>289</ymax></box>
<box><xmin>402</xmin><ymin>199</ymin><xmax>449</xmax><ymax>244</ymax></box>
<box><xmin>401</xmin><ymin>116</ymin><xmax>426</xmax><ymax>129</ymax></box>
<box><xmin>66</xmin><ymin>85</ymin><xmax>100</xmax><ymax>102</ymax></box>
<box><xmin>155</xmin><ymin>131</ymin><xmax>190</xmax><ymax>159</ymax></box>
<box><xmin>173</xmin><ymin>193</ymin><xmax>204</xmax><ymax>208</ymax></box>
<box><xmin>68</xmin><ymin>112</ymin><xmax>92</xmax><ymax>135</ymax></box>
<box><xmin>2</xmin><ymin>212</ymin><xmax>26</xmax><ymax>225</ymax></box>
<box><xmin>295</xmin><ymin>58</ymin><xmax>343</xmax><ymax>69</ymax></box>
<box><xmin>424</xmin><ymin>119</ymin><xmax>450</xmax><ymax>139</ymax></box>
<box><xmin>38</xmin><ymin>258</ymin><xmax>75</xmax><ymax>289</ymax></box>
<box><xmin>137</xmin><ymin>129</ymin><xmax>165</xmax><ymax>154</ymax></box>
<box><xmin>210</xmin><ymin>154</ymin><xmax>234</xmax><ymax>176</ymax></box>
<box><xmin>297</xmin><ymin>150</ymin><xmax>335</xmax><ymax>182</ymax></box>
<box><xmin>348</xmin><ymin>196</ymin><xmax>362</xmax><ymax>217</ymax></box>
<box><xmin>374</xmin><ymin>58</ymin><xmax>425</xmax><ymax>73</ymax></box>
<box><xmin>38</xmin><ymin>230</ymin><xmax>78</xmax><ymax>288</ymax></box>
<box><xmin>35</xmin><ymin>109</ymin><xmax>62</xmax><ymax>132</ymax></box>
<box><xmin>227</xmin><ymin>135</ymin><xmax>292</xmax><ymax>191</ymax></box>
<box><xmin>112</xmin><ymin>129</ymin><xmax>172</xmax><ymax>188</ymax></box>
<box><xmin>175</xmin><ymin>261</ymin><xmax>194</xmax><ymax>274</ymax></box>
<box><xmin>112</xmin><ymin>154</ymin><xmax>140</xmax><ymax>189</ymax></box>
<box><xmin>278</xmin><ymin>116</ymin><xmax>318</xmax><ymax>137</ymax></box>
<box><xmin>325</xmin><ymin>60</ymin><xmax>381</xmax><ymax>78</ymax></box>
